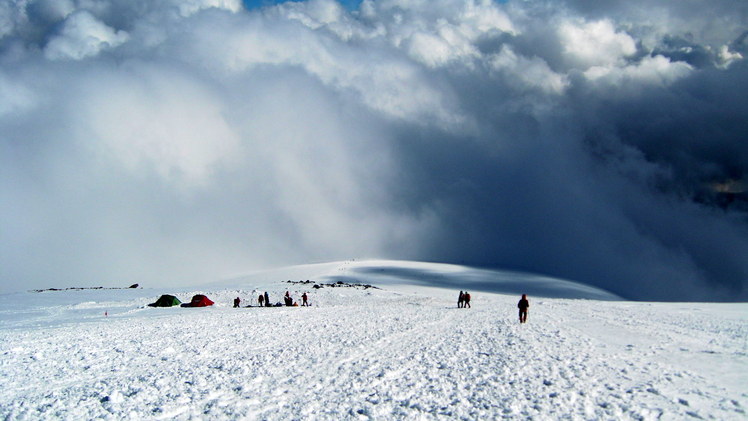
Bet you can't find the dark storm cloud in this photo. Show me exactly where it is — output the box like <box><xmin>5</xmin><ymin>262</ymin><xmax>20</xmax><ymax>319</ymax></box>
<box><xmin>1</xmin><ymin>0</ymin><xmax>746</xmax><ymax>300</ymax></box>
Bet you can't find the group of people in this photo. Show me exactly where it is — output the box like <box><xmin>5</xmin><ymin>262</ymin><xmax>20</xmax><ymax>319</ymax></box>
<box><xmin>237</xmin><ymin>289</ymin><xmax>529</xmax><ymax>322</ymax></box>
<box><xmin>457</xmin><ymin>291</ymin><xmax>531</xmax><ymax>323</ymax></box>
<box><xmin>457</xmin><ymin>291</ymin><xmax>471</xmax><ymax>308</ymax></box>
<box><xmin>281</xmin><ymin>291</ymin><xmax>310</xmax><ymax>307</ymax></box>
<box><xmin>232</xmin><ymin>291</ymin><xmax>311</xmax><ymax>307</ymax></box>
<box><xmin>258</xmin><ymin>291</ymin><xmax>310</xmax><ymax>307</ymax></box>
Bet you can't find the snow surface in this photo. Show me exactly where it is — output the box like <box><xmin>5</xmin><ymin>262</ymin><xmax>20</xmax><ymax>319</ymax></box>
<box><xmin>1</xmin><ymin>260</ymin><xmax>747</xmax><ymax>420</ymax></box>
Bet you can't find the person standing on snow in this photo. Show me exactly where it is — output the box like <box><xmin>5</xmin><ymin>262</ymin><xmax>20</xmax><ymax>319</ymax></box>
<box><xmin>233</xmin><ymin>297</ymin><xmax>241</xmax><ymax>308</ymax></box>
<box><xmin>301</xmin><ymin>292</ymin><xmax>309</xmax><ymax>306</ymax></box>
<box><xmin>518</xmin><ymin>294</ymin><xmax>529</xmax><ymax>323</ymax></box>
<box><xmin>458</xmin><ymin>291</ymin><xmax>464</xmax><ymax>308</ymax></box>
<box><xmin>463</xmin><ymin>292</ymin><xmax>471</xmax><ymax>308</ymax></box>
<box><xmin>258</xmin><ymin>294</ymin><xmax>265</xmax><ymax>307</ymax></box>
<box><xmin>264</xmin><ymin>291</ymin><xmax>271</xmax><ymax>307</ymax></box>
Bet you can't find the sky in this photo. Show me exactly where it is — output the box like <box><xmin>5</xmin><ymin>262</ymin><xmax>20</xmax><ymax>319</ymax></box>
<box><xmin>1</xmin><ymin>0</ymin><xmax>747</xmax><ymax>301</ymax></box>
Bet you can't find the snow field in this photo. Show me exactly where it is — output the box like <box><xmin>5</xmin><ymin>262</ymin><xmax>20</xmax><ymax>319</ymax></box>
<box><xmin>1</xmin><ymin>282</ymin><xmax>746</xmax><ymax>420</ymax></box>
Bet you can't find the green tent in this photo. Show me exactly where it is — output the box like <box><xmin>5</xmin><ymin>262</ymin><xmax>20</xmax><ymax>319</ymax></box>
<box><xmin>148</xmin><ymin>294</ymin><xmax>182</xmax><ymax>307</ymax></box>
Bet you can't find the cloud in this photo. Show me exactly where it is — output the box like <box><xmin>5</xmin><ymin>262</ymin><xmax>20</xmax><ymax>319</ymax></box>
<box><xmin>44</xmin><ymin>11</ymin><xmax>130</xmax><ymax>60</ymax></box>
<box><xmin>75</xmin><ymin>63</ymin><xmax>242</xmax><ymax>186</ymax></box>
<box><xmin>1</xmin><ymin>0</ymin><xmax>746</xmax><ymax>301</ymax></box>
<box><xmin>583</xmin><ymin>54</ymin><xmax>693</xmax><ymax>88</ymax></box>
<box><xmin>489</xmin><ymin>45</ymin><xmax>568</xmax><ymax>94</ymax></box>
<box><xmin>558</xmin><ymin>19</ymin><xmax>636</xmax><ymax>68</ymax></box>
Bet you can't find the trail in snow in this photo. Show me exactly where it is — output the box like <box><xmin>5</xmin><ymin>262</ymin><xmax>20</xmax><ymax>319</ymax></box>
<box><xmin>1</xmin><ymin>279</ymin><xmax>746</xmax><ymax>420</ymax></box>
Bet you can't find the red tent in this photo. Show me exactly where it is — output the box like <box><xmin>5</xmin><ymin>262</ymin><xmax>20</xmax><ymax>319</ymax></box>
<box><xmin>181</xmin><ymin>294</ymin><xmax>214</xmax><ymax>307</ymax></box>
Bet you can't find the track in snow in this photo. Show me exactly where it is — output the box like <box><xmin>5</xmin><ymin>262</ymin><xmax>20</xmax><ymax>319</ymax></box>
<box><xmin>1</xmin><ymin>285</ymin><xmax>747</xmax><ymax>420</ymax></box>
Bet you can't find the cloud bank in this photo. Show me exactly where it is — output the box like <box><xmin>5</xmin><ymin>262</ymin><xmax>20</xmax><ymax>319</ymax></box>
<box><xmin>1</xmin><ymin>0</ymin><xmax>746</xmax><ymax>300</ymax></box>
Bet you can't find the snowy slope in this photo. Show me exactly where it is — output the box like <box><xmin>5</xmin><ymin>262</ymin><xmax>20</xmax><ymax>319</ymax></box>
<box><xmin>1</xmin><ymin>260</ymin><xmax>746</xmax><ymax>420</ymax></box>
<box><xmin>219</xmin><ymin>260</ymin><xmax>624</xmax><ymax>300</ymax></box>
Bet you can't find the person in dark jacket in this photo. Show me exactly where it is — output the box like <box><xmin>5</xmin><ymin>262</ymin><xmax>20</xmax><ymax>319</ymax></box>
<box><xmin>258</xmin><ymin>294</ymin><xmax>265</xmax><ymax>307</ymax></box>
<box><xmin>458</xmin><ymin>291</ymin><xmax>464</xmax><ymax>308</ymax></box>
<box><xmin>301</xmin><ymin>292</ymin><xmax>309</xmax><ymax>306</ymax></box>
<box><xmin>463</xmin><ymin>292</ymin><xmax>471</xmax><ymax>308</ymax></box>
<box><xmin>264</xmin><ymin>291</ymin><xmax>271</xmax><ymax>307</ymax></box>
<box><xmin>518</xmin><ymin>294</ymin><xmax>529</xmax><ymax>323</ymax></box>
<box><xmin>233</xmin><ymin>297</ymin><xmax>241</xmax><ymax>308</ymax></box>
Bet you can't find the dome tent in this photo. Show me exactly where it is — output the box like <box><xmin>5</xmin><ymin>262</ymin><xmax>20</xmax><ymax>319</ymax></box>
<box><xmin>181</xmin><ymin>294</ymin><xmax>214</xmax><ymax>307</ymax></box>
<box><xmin>147</xmin><ymin>294</ymin><xmax>181</xmax><ymax>307</ymax></box>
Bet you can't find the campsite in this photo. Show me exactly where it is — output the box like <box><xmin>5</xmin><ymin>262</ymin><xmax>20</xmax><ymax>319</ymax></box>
<box><xmin>1</xmin><ymin>260</ymin><xmax>746</xmax><ymax>420</ymax></box>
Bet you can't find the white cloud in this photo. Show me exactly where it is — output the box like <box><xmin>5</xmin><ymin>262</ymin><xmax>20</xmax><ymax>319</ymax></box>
<box><xmin>278</xmin><ymin>0</ymin><xmax>345</xmax><ymax>28</ymax></box>
<box><xmin>584</xmin><ymin>54</ymin><xmax>693</xmax><ymax>87</ymax></box>
<box><xmin>76</xmin><ymin>65</ymin><xmax>241</xmax><ymax>187</ymax></box>
<box><xmin>175</xmin><ymin>0</ymin><xmax>243</xmax><ymax>16</ymax></box>
<box><xmin>44</xmin><ymin>11</ymin><xmax>129</xmax><ymax>60</ymax></box>
<box><xmin>490</xmin><ymin>46</ymin><xmax>569</xmax><ymax>94</ymax></box>
<box><xmin>177</xmin><ymin>9</ymin><xmax>467</xmax><ymax>129</ymax></box>
<box><xmin>559</xmin><ymin>19</ymin><xmax>637</xmax><ymax>68</ymax></box>
<box><xmin>361</xmin><ymin>0</ymin><xmax>514</xmax><ymax>68</ymax></box>
<box><xmin>716</xmin><ymin>45</ymin><xmax>743</xmax><ymax>68</ymax></box>
<box><xmin>405</xmin><ymin>29</ymin><xmax>470</xmax><ymax>67</ymax></box>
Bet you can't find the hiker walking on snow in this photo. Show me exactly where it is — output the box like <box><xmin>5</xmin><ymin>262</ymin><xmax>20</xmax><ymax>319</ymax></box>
<box><xmin>518</xmin><ymin>294</ymin><xmax>529</xmax><ymax>323</ymax></box>
<box><xmin>458</xmin><ymin>291</ymin><xmax>464</xmax><ymax>308</ymax></box>
<box><xmin>233</xmin><ymin>297</ymin><xmax>241</xmax><ymax>308</ymax></box>
<box><xmin>302</xmin><ymin>292</ymin><xmax>309</xmax><ymax>307</ymax></box>
<box><xmin>463</xmin><ymin>291</ymin><xmax>471</xmax><ymax>308</ymax></box>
